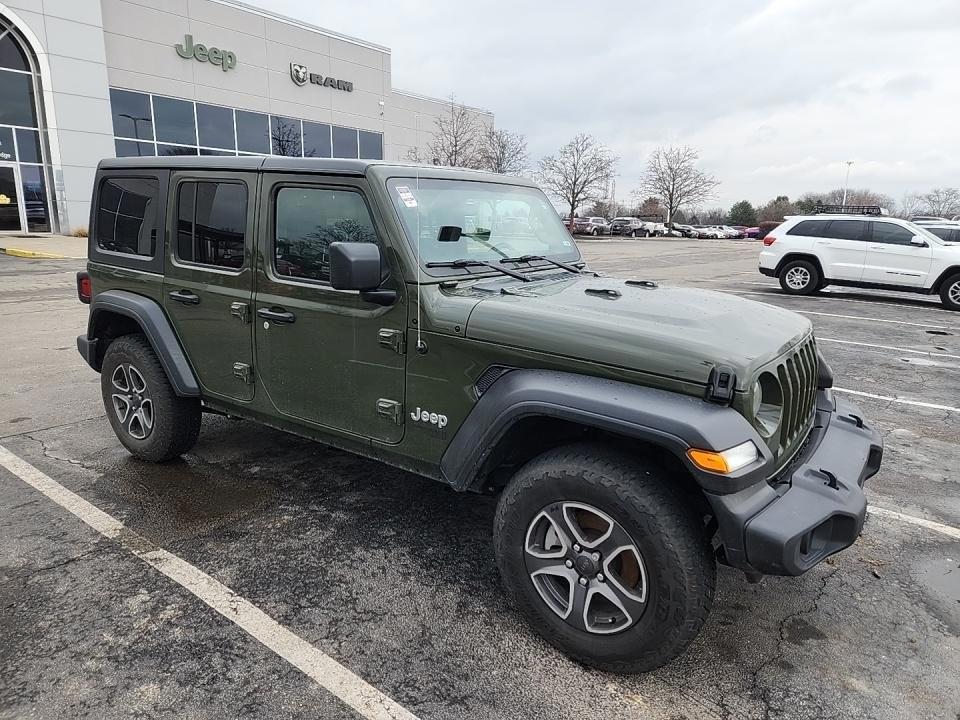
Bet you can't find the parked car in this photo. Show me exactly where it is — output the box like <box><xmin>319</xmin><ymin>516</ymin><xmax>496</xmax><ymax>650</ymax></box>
<box><xmin>921</xmin><ymin>222</ymin><xmax>960</xmax><ymax>243</ymax></box>
<box><xmin>577</xmin><ymin>216</ymin><xmax>611</xmax><ymax>236</ymax></box>
<box><xmin>695</xmin><ymin>225</ymin><xmax>725</xmax><ymax>239</ymax></box>
<box><xmin>673</xmin><ymin>223</ymin><xmax>700</xmax><ymax>238</ymax></box>
<box><xmin>759</xmin><ymin>210</ymin><xmax>960</xmax><ymax>309</ymax></box>
<box><xmin>743</xmin><ymin>227</ymin><xmax>760</xmax><ymax>239</ymax></box>
<box><xmin>610</xmin><ymin>217</ymin><xmax>651</xmax><ymax>237</ymax></box>
<box><xmin>76</xmin><ymin>155</ymin><xmax>883</xmax><ymax>673</ymax></box>
<box><xmin>909</xmin><ymin>215</ymin><xmax>949</xmax><ymax>224</ymax></box>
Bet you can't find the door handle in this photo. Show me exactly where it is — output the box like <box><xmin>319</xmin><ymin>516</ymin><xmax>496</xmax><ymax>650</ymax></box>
<box><xmin>257</xmin><ymin>307</ymin><xmax>296</xmax><ymax>324</ymax></box>
<box><xmin>169</xmin><ymin>290</ymin><xmax>200</xmax><ymax>305</ymax></box>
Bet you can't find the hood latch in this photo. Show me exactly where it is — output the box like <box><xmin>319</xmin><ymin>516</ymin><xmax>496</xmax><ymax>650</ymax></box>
<box><xmin>706</xmin><ymin>364</ymin><xmax>736</xmax><ymax>405</ymax></box>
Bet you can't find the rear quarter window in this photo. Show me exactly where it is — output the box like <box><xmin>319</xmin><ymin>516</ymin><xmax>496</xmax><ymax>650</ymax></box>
<box><xmin>786</xmin><ymin>220</ymin><xmax>828</xmax><ymax>237</ymax></box>
<box><xmin>96</xmin><ymin>177</ymin><xmax>159</xmax><ymax>256</ymax></box>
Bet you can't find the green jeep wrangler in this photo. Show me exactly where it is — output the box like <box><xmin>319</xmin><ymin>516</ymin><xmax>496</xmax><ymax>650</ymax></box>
<box><xmin>77</xmin><ymin>157</ymin><xmax>883</xmax><ymax>672</ymax></box>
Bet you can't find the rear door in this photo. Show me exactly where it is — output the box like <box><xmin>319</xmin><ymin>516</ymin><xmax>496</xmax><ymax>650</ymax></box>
<box><xmin>163</xmin><ymin>171</ymin><xmax>256</xmax><ymax>402</ymax></box>
<box><xmin>816</xmin><ymin>219</ymin><xmax>867</xmax><ymax>281</ymax></box>
<box><xmin>862</xmin><ymin>221</ymin><xmax>933</xmax><ymax>287</ymax></box>
<box><xmin>253</xmin><ymin>174</ymin><xmax>406</xmax><ymax>442</ymax></box>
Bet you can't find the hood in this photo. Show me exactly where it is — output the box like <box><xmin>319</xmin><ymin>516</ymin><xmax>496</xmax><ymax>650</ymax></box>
<box><xmin>465</xmin><ymin>275</ymin><xmax>811</xmax><ymax>390</ymax></box>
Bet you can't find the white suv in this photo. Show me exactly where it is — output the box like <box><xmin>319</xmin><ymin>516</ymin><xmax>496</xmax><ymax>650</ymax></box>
<box><xmin>758</xmin><ymin>213</ymin><xmax>960</xmax><ymax>310</ymax></box>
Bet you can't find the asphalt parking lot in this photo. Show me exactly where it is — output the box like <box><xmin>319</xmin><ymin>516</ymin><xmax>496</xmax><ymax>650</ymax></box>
<box><xmin>1</xmin><ymin>238</ymin><xmax>958</xmax><ymax>720</ymax></box>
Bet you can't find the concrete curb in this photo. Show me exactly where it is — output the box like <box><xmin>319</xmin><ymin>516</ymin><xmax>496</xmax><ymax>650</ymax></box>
<box><xmin>1</xmin><ymin>247</ymin><xmax>72</xmax><ymax>259</ymax></box>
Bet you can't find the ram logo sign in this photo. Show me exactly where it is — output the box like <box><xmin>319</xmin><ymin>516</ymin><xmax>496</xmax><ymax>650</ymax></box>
<box><xmin>289</xmin><ymin>62</ymin><xmax>354</xmax><ymax>92</ymax></box>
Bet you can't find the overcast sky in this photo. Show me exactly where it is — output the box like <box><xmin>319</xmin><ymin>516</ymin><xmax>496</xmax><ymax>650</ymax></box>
<box><xmin>254</xmin><ymin>0</ymin><xmax>959</xmax><ymax>210</ymax></box>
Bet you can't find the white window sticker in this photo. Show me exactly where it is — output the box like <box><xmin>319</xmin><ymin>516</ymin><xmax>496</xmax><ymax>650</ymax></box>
<box><xmin>395</xmin><ymin>185</ymin><xmax>418</xmax><ymax>208</ymax></box>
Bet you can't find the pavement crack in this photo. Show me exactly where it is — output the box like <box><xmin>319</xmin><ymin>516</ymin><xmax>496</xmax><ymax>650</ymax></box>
<box><xmin>23</xmin><ymin>433</ymin><xmax>97</xmax><ymax>472</ymax></box>
<box><xmin>7</xmin><ymin>547</ymin><xmax>99</xmax><ymax>584</ymax></box>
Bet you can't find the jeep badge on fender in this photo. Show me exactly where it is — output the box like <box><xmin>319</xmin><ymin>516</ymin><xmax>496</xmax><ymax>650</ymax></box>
<box><xmin>77</xmin><ymin>157</ymin><xmax>883</xmax><ymax>674</ymax></box>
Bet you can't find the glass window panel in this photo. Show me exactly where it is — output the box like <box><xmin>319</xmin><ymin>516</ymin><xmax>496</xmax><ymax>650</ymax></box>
<box><xmin>96</xmin><ymin>177</ymin><xmax>159</xmax><ymax>256</ymax></box>
<box><xmin>15</xmin><ymin>127</ymin><xmax>40</xmax><ymax>163</ymax></box>
<box><xmin>0</xmin><ymin>165</ymin><xmax>21</xmax><ymax>232</ymax></box>
<box><xmin>196</xmin><ymin>103</ymin><xmax>235</xmax><ymax>150</ymax></box>
<box><xmin>199</xmin><ymin>148</ymin><xmax>236</xmax><ymax>156</ymax></box>
<box><xmin>928</xmin><ymin>227</ymin><xmax>951</xmax><ymax>240</ymax></box>
<box><xmin>358</xmin><ymin>131</ymin><xmax>383</xmax><ymax>160</ymax></box>
<box><xmin>0</xmin><ymin>126</ymin><xmax>15</xmax><ymax>161</ymax></box>
<box><xmin>0</xmin><ymin>32</ymin><xmax>29</xmax><ymax>72</ymax></box>
<box><xmin>271</xmin><ymin>116</ymin><xmax>301</xmax><ymax>157</ymax></box>
<box><xmin>331</xmin><ymin>126</ymin><xmax>358</xmax><ymax>159</ymax></box>
<box><xmin>871</xmin><ymin>222</ymin><xmax>915</xmax><ymax>246</ymax></box>
<box><xmin>177</xmin><ymin>181</ymin><xmax>247</xmax><ymax>268</ymax></box>
<box><xmin>302</xmin><ymin>121</ymin><xmax>331</xmax><ymax>158</ymax></box>
<box><xmin>115</xmin><ymin>139</ymin><xmax>155</xmax><ymax>157</ymax></box>
<box><xmin>20</xmin><ymin>165</ymin><xmax>49</xmax><ymax>233</ymax></box>
<box><xmin>153</xmin><ymin>96</ymin><xmax>196</xmax><ymax>145</ymax></box>
<box><xmin>826</xmin><ymin>220</ymin><xmax>865</xmax><ymax>241</ymax></box>
<box><xmin>274</xmin><ymin>187</ymin><xmax>377</xmax><ymax>282</ymax></box>
<box><xmin>157</xmin><ymin>143</ymin><xmax>198</xmax><ymax>156</ymax></box>
<box><xmin>787</xmin><ymin>220</ymin><xmax>828</xmax><ymax>238</ymax></box>
<box><xmin>236</xmin><ymin>110</ymin><xmax>270</xmax><ymax>154</ymax></box>
<box><xmin>0</xmin><ymin>69</ymin><xmax>37</xmax><ymax>127</ymax></box>
<box><xmin>110</xmin><ymin>89</ymin><xmax>153</xmax><ymax>141</ymax></box>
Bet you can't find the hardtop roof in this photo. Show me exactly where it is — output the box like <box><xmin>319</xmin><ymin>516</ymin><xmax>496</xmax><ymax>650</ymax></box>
<box><xmin>97</xmin><ymin>156</ymin><xmax>538</xmax><ymax>186</ymax></box>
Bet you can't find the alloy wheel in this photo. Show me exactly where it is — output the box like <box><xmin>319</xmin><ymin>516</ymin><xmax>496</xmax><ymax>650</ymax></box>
<box><xmin>784</xmin><ymin>266</ymin><xmax>811</xmax><ymax>290</ymax></box>
<box><xmin>111</xmin><ymin>363</ymin><xmax>154</xmax><ymax>440</ymax></box>
<box><xmin>949</xmin><ymin>280</ymin><xmax>960</xmax><ymax>306</ymax></box>
<box><xmin>524</xmin><ymin>501</ymin><xmax>648</xmax><ymax>635</ymax></box>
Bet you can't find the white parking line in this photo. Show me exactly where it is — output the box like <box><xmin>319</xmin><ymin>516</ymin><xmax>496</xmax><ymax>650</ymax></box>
<box><xmin>868</xmin><ymin>506</ymin><xmax>960</xmax><ymax>540</ymax></box>
<box><xmin>735</xmin><ymin>286</ymin><xmax>953</xmax><ymax>312</ymax></box>
<box><xmin>0</xmin><ymin>445</ymin><xmax>419</xmax><ymax>720</ymax></box>
<box><xmin>732</xmin><ymin>293</ymin><xmax>954</xmax><ymax>329</ymax></box>
<box><xmin>819</xmin><ymin>337</ymin><xmax>960</xmax><ymax>360</ymax></box>
<box><xmin>833</xmin><ymin>387</ymin><xmax>960</xmax><ymax>413</ymax></box>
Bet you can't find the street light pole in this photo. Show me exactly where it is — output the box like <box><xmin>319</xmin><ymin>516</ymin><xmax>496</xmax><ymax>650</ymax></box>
<box><xmin>842</xmin><ymin>160</ymin><xmax>854</xmax><ymax>205</ymax></box>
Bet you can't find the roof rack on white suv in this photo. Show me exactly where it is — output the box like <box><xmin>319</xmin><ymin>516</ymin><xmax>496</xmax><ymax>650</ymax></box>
<box><xmin>758</xmin><ymin>213</ymin><xmax>960</xmax><ymax>309</ymax></box>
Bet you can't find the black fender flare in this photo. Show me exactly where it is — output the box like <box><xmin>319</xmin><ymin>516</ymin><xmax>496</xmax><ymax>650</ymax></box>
<box><xmin>83</xmin><ymin>289</ymin><xmax>200</xmax><ymax>397</ymax></box>
<box><xmin>440</xmin><ymin>369</ymin><xmax>772</xmax><ymax>494</ymax></box>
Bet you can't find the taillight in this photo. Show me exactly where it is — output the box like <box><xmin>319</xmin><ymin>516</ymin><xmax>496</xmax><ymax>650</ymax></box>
<box><xmin>762</xmin><ymin>236</ymin><xmax>776</xmax><ymax>246</ymax></box>
<box><xmin>76</xmin><ymin>271</ymin><xmax>92</xmax><ymax>304</ymax></box>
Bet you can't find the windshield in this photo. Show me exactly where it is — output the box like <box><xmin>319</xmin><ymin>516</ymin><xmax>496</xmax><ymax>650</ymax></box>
<box><xmin>387</xmin><ymin>178</ymin><xmax>580</xmax><ymax>270</ymax></box>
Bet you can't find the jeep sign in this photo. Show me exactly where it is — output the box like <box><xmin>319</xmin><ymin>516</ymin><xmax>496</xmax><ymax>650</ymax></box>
<box><xmin>290</xmin><ymin>62</ymin><xmax>353</xmax><ymax>92</ymax></box>
<box><xmin>175</xmin><ymin>35</ymin><xmax>236</xmax><ymax>72</ymax></box>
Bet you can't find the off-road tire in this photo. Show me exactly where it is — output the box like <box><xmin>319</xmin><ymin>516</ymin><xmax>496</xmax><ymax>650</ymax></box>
<box><xmin>101</xmin><ymin>334</ymin><xmax>201</xmax><ymax>462</ymax></box>
<box><xmin>939</xmin><ymin>273</ymin><xmax>960</xmax><ymax>311</ymax></box>
<box><xmin>493</xmin><ymin>442</ymin><xmax>715</xmax><ymax>673</ymax></box>
<box><xmin>778</xmin><ymin>259</ymin><xmax>820</xmax><ymax>295</ymax></box>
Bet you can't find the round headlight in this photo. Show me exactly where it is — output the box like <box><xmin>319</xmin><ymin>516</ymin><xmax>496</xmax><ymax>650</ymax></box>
<box><xmin>755</xmin><ymin>372</ymin><xmax>783</xmax><ymax>437</ymax></box>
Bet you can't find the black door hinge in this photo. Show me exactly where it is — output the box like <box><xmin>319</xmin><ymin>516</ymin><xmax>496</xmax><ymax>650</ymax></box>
<box><xmin>378</xmin><ymin>328</ymin><xmax>405</xmax><ymax>355</ymax></box>
<box><xmin>706</xmin><ymin>365</ymin><xmax>736</xmax><ymax>405</ymax></box>
<box><xmin>230</xmin><ymin>302</ymin><xmax>251</xmax><ymax>323</ymax></box>
<box><xmin>376</xmin><ymin>398</ymin><xmax>403</xmax><ymax>424</ymax></box>
<box><xmin>233</xmin><ymin>362</ymin><xmax>253</xmax><ymax>384</ymax></box>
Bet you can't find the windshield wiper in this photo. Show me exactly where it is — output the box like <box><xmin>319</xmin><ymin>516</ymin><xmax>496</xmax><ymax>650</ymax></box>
<box><xmin>500</xmin><ymin>254</ymin><xmax>583</xmax><ymax>274</ymax></box>
<box><xmin>426</xmin><ymin>259</ymin><xmax>531</xmax><ymax>282</ymax></box>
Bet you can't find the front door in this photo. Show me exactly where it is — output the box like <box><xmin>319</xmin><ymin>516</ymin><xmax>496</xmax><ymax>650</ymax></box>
<box><xmin>814</xmin><ymin>219</ymin><xmax>867</xmax><ymax>281</ymax></box>
<box><xmin>163</xmin><ymin>172</ymin><xmax>256</xmax><ymax>402</ymax></box>
<box><xmin>861</xmin><ymin>221</ymin><xmax>933</xmax><ymax>288</ymax></box>
<box><xmin>0</xmin><ymin>164</ymin><xmax>25</xmax><ymax>233</ymax></box>
<box><xmin>253</xmin><ymin>174</ymin><xmax>406</xmax><ymax>443</ymax></box>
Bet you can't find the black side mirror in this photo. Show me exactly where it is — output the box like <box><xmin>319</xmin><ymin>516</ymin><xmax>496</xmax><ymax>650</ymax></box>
<box><xmin>329</xmin><ymin>242</ymin><xmax>382</xmax><ymax>291</ymax></box>
<box><xmin>437</xmin><ymin>225</ymin><xmax>463</xmax><ymax>242</ymax></box>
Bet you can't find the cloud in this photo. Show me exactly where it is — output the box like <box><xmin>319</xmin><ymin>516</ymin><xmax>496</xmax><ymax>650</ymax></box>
<box><xmin>254</xmin><ymin>0</ymin><xmax>960</xmax><ymax>208</ymax></box>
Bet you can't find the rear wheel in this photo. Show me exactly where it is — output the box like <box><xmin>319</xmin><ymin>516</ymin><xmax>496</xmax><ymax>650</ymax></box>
<box><xmin>592</xmin><ymin>228</ymin><xmax>599</xmax><ymax>236</ymax></box>
<box><xmin>629</xmin><ymin>230</ymin><xmax>637</xmax><ymax>238</ymax></box>
<box><xmin>778</xmin><ymin>259</ymin><xmax>820</xmax><ymax>295</ymax></box>
<box><xmin>494</xmin><ymin>443</ymin><xmax>715</xmax><ymax>673</ymax></box>
<box><xmin>939</xmin><ymin>273</ymin><xmax>960</xmax><ymax>310</ymax></box>
<box><xmin>101</xmin><ymin>334</ymin><xmax>201</xmax><ymax>462</ymax></box>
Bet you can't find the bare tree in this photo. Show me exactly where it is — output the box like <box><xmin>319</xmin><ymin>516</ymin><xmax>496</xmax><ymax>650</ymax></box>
<box><xmin>919</xmin><ymin>187</ymin><xmax>960</xmax><ymax>217</ymax></box>
<box><xmin>426</xmin><ymin>96</ymin><xmax>482</xmax><ymax>169</ymax></box>
<box><xmin>897</xmin><ymin>191</ymin><xmax>923</xmax><ymax>219</ymax></box>
<box><xmin>757</xmin><ymin>195</ymin><xmax>796</xmax><ymax>223</ymax></box>
<box><xmin>537</xmin><ymin>134</ymin><xmax>617</xmax><ymax>220</ymax></box>
<box><xmin>798</xmin><ymin>188</ymin><xmax>893</xmax><ymax>210</ymax></box>
<box><xmin>635</xmin><ymin>146</ymin><xmax>719</xmax><ymax>223</ymax></box>
<box><xmin>477</xmin><ymin>126</ymin><xmax>529</xmax><ymax>175</ymax></box>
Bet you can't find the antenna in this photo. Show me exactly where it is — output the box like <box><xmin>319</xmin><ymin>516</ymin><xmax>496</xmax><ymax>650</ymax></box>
<box><xmin>414</xmin><ymin>115</ymin><xmax>425</xmax><ymax>353</ymax></box>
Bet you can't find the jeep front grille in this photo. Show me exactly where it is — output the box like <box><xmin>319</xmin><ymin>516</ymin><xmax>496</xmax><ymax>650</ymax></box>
<box><xmin>773</xmin><ymin>338</ymin><xmax>818</xmax><ymax>462</ymax></box>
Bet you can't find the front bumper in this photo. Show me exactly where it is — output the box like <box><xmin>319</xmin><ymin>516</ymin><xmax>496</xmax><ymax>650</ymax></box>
<box><xmin>707</xmin><ymin>392</ymin><xmax>882</xmax><ymax>576</ymax></box>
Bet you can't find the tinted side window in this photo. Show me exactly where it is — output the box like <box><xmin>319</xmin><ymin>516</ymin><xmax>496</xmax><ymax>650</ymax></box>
<box><xmin>926</xmin><ymin>227</ymin><xmax>951</xmax><ymax>241</ymax></box>
<box><xmin>274</xmin><ymin>187</ymin><xmax>377</xmax><ymax>283</ymax></box>
<box><xmin>96</xmin><ymin>177</ymin><xmax>159</xmax><ymax>256</ymax></box>
<box><xmin>826</xmin><ymin>220</ymin><xmax>865</xmax><ymax>241</ymax></box>
<box><xmin>871</xmin><ymin>222</ymin><xmax>915</xmax><ymax>246</ymax></box>
<box><xmin>787</xmin><ymin>220</ymin><xmax>828</xmax><ymax>237</ymax></box>
<box><xmin>177</xmin><ymin>182</ymin><xmax>247</xmax><ymax>269</ymax></box>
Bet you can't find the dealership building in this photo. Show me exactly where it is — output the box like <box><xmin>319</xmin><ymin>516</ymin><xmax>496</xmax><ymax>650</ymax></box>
<box><xmin>0</xmin><ymin>0</ymin><xmax>493</xmax><ymax>234</ymax></box>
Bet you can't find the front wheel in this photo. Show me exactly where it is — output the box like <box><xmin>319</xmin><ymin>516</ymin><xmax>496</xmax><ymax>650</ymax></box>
<box><xmin>592</xmin><ymin>228</ymin><xmax>599</xmax><ymax>236</ymax></box>
<box><xmin>629</xmin><ymin>230</ymin><xmax>637</xmax><ymax>238</ymax></box>
<box><xmin>494</xmin><ymin>443</ymin><xmax>715</xmax><ymax>673</ymax></box>
<box><xmin>778</xmin><ymin>259</ymin><xmax>820</xmax><ymax>295</ymax></box>
<box><xmin>939</xmin><ymin>273</ymin><xmax>960</xmax><ymax>310</ymax></box>
<box><xmin>101</xmin><ymin>334</ymin><xmax>201</xmax><ymax>462</ymax></box>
